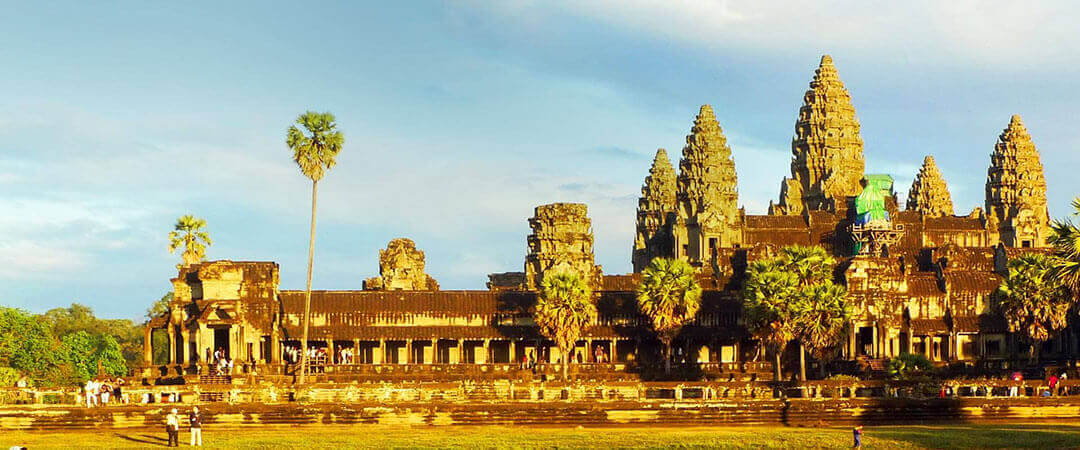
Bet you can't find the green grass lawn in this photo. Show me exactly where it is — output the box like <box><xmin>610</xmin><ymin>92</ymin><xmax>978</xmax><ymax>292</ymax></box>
<box><xmin>4</xmin><ymin>424</ymin><xmax>1078</xmax><ymax>449</ymax></box>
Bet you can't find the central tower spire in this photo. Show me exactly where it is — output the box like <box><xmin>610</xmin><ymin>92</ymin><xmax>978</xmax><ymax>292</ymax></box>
<box><xmin>771</xmin><ymin>55</ymin><xmax>865</xmax><ymax>215</ymax></box>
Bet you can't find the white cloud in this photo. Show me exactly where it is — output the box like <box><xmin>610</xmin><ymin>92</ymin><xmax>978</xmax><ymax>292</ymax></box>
<box><xmin>471</xmin><ymin>0</ymin><xmax>1080</xmax><ymax>69</ymax></box>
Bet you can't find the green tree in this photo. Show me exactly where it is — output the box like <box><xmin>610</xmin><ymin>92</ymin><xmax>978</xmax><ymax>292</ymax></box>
<box><xmin>59</xmin><ymin>331</ymin><xmax>96</xmax><ymax>383</ymax></box>
<box><xmin>779</xmin><ymin>245</ymin><xmax>841</xmax><ymax>381</ymax></box>
<box><xmin>635</xmin><ymin>257</ymin><xmax>702</xmax><ymax>374</ymax></box>
<box><xmin>0</xmin><ymin>307</ymin><xmax>58</xmax><ymax>384</ymax></box>
<box><xmin>94</xmin><ymin>335</ymin><xmax>128</xmax><ymax>378</ymax></box>
<box><xmin>792</xmin><ymin>283</ymin><xmax>850</xmax><ymax>379</ymax></box>
<box><xmin>167</xmin><ymin>215</ymin><xmax>212</xmax><ymax>266</ymax></box>
<box><xmin>287</xmin><ymin>111</ymin><xmax>344</xmax><ymax>384</ymax></box>
<box><xmin>741</xmin><ymin>259</ymin><xmax>799</xmax><ymax>381</ymax></box>
<box><xmin>534</xmin><ymin>271</ymin><xmax>597</xmax><ymax>379</ymax></box>
<box><xmin>1050</xmin><ymin>197</ymin><xmax>1080</xmax><ymax>299</ymax></box>
<box><xmin>997</xmin><ymin>254</ymin><xmax>1072</xmax><ymax>363</ymax></box>
<box><xmin>43</xmin><ymin>303</ymin><xmax>142</xmax><ymax>368</ymax></box>
<box><xmin>146</xmin><ymin>292</ymin><xmax>173</xmax><ymax>321</ymax></box>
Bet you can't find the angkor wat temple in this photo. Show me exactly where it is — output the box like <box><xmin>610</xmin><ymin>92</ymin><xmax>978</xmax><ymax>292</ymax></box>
<box><xmin>144</xmin><ymin>56</ymin><xmax>1055</xmax><ymax>379</ymax></box>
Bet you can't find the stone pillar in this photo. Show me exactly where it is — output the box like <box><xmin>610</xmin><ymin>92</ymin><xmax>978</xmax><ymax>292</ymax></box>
<box><xmin>197</xmin><ymin>325</ymin><xmax>209</xmax><ymax>365</ymax></box>
<box><xmin>871</xmin><ymin>325</ymin><xmax>879</xmax><ymax>358</ymax></box>
<box><xmin>143</xmin><ymin>326</ymin><xmax>154</xmax><ymax>365</ymax></box>
<box><xmin>422</xmin><ymin>341</ymin><xmax>433</xmax><ymax>364</ymax></box>
<box><xmin>405</xmin><ymin>339</ymin><xmax>413</xmax><ymax>364</ymax></box>
<box><xmin>271</xmin><ymin>328</ymin><xmax>280</xmax><ymax>364</ymax></box>
<box><xmin>167</xmin><ymin>326</ymin><xmax>176</xmax><ymax>365</ymax></box>
<box><xmin>374</xmin><ymin>340</ymin><xmax>385</xmax><ymax>365</ymax></box>
<box><xmin>481</xmin><ymin>339</ymin><xmax>490</xmax><ymax>364</ymax></box>
<box><xmin>510</xmin><ymin>340</ymin><xmax>518</xmax><ymax>365</ymax></box>
<box><xmin>586</xmin><ymin>339</ymin><xmax>593</xmax><ymax>363</ymax></box>
<box><xmin>353</xmin><ymin>339</ymin><xmax>360</xmax><ymax>364</ymax></box>
<box><xmin>906</xmin><ymin>329</ymin><xmax>914</xmax><ymax>354</ymax></box>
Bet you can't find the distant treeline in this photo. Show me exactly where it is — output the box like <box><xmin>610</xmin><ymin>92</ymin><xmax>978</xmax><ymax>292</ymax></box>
<box><xmin>0</xmin><ymin>300</ymin><xmax>164</xmax><ymax>387</ymax></box>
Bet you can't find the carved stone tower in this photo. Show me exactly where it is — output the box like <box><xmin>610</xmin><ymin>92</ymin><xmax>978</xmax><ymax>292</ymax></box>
<box><xmin>633</xmin><ymin>148</ymin><xmax>677</xmax><ymax>272</ymax></box>
<box><xmin>363</xmin><ymin>238</ymin><xmax>440</xmax><ymax>291</ymax></box>
<box><xmin>771</xmin><ymin>55</ymin><xmax>865</xmax><ymax>215</ymax></box>
<box><xmin>525</xmin><ymin>203</ymin><xmax>603</xmax><ymax>290</ymax></box>
<box><xmin>674</xmin><ymin>104</ymin><xmax>741</xmax><ymax>265</ymax></box>
<box><xmin>985</xmin><ymin>115</ymin><xmax>1050</xmax><ymax>248</ymax></box>
<box><xmin>907</xmin><ymin>155</ymin><xmax>954</xmax><ymax>217</ymax></box>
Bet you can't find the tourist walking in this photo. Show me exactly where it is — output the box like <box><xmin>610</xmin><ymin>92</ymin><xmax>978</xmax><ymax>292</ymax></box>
<box><xmin>189</xmin><ymin>406</ymin><xmax>203</xmax><ymax>446</ymax></box>
<box><xmin>166</xmin><ymin>408</ymin><xmax>180</xmax><ymax>447</ymax></box>
<box><xmin>115</xmin><ymin>377</ymin><xmax>126</xmax><ymax>404</ymax></box>
<box><xmin>84</xmin><ymin>379</ymin><xmax>95</xmax><ymax>408</ymax></box>
<box><xmin>852</xmin><ymin>426</ymin><xmax>863</xmax><ymax>448</ymax></box>
<box><xmin>100</xmin><ymin>378</ymin><xmax>112</xmax><ymax>404</ymax></box>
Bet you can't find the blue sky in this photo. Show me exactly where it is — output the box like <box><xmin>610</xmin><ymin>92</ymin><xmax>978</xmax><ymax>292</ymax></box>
<box><xmin>2</xmin><ymin>1</ymin><xmax>1078</xmax><ymax>320</ymax></box>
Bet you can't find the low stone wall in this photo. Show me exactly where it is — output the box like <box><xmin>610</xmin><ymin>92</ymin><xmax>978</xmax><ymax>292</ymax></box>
<box><xmin>4</xmin><ymin>397</ymin><xmax>1080</xmax><ymax>430</ymax></box>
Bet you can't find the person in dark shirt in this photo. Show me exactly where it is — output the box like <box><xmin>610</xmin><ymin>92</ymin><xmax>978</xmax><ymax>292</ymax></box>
<box><xmin>189</xmin><ymin>406</ymin><xmax>203</xmax><ymax>446</ymax></box>
<box><xmin>853</xmin><ymin>426</ymin><xmax>863</xmax><ymax>448</ymax></box>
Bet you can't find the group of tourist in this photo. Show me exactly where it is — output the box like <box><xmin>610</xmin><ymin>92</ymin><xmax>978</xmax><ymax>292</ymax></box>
<box><xmin>210</xmin><ymin>347</ymin><xmax>233</xmax><ymax>375</ymax></box>
<box><xmin>282</xmin><ymin>344</ymin><xmax>331</xmax><ymax>372</ymax></box>
<box><xmin>164</xmin><ymin>406</ymin><xmax>202</xmax><ymax>447</ymax></box>
<box><xmin>83</xmin><ymin>377</ymin><xmax>126</xmax><ymax>407</ymax></box>
<box><xmin>336</xmin><ymin>346</ymin><xmax>355</xmax><ymax>364</ymax></box>
<box><xmin>517</xmin><ymin>346</ymin><xmax>611</xmax><ymax>369</ymax></box>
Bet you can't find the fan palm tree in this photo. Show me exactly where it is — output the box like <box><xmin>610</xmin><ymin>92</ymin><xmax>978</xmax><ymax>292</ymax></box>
<box><xmin>167</xmin><ymin>215</ymin><xmax>211</xmax><ymax>266</ymax></box>
<box><xmin>286</xmin><ymin>111</ymin><xmax>344</xmax><ymax>384</ymax></box>
<box><xmin>779</xmin><ymin>245</ymin><xmax>834</xmax><ymax>286</ymax></box>
<box><xmin>997</xmin><ymin>253</ymin><xmax>1071</xmax><ymax>364</ymax></box>
<box><xmin>793</xmin><ymin>283</ymin><xmax>850</xmax><ymax>379</ymax></box>
<box><xmin>779</xmin><ymin>245</ymin><xmax>840</xmax><ymax>381</ymax></box>
<box><xmin>1049</xmin><ymin>197</ymin><xmax>1080</xmax><ymax>299</ymax></box>
<box><xmin>741</xmin><ymin>259</ymin><xmax>798</xmax><ymax>381</ymax></box>
<box><xmin>534</xmin><ymin>271</ymin><xmax>597</xmax><ymax>379</ymax></box>
<box><xmin>636</xmin><ymin>257</ymin><xmax>703</xmax><ymax>374</ymax></box>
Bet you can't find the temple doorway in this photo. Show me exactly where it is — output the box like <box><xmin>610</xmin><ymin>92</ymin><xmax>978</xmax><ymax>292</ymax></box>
<box><xmin>214</xmin><ymin>328</ymin><xmax>230</xmax><ymax>359</ymax></box>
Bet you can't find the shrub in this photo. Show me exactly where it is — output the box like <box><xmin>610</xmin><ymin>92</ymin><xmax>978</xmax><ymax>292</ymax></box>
<box><xmin>886</xmin><ymin>353</ymin><xmax>936</xmax><ymax>380</ymax></box>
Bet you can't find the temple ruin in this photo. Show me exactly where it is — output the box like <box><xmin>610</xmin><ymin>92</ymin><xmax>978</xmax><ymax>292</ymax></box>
<box><xmin>145</xmin><ymin>55</ymin><xmax>1056</xmax><ymax>381</ymax></box>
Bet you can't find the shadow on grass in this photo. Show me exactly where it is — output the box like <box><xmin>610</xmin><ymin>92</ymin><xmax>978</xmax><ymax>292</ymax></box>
<box><xmin>114</xmin><ymin>432</ymin><xmax>169</xmax><ymax>447</ymax></box>
<box><xmin>870</xmin><ymin>424</ymin><xmax>1080</xmax><ymax>449</ymax></box>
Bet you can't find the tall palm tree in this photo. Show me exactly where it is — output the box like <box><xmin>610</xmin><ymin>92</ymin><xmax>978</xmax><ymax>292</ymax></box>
<box><xmin>741</xmin><ymin>259</ymin><xmax>798</xmax><ymax>381</ymax></box>
<box><xmin>779</xmin><ymin>245</ymin><xmax>839</xmax><ymax>381</ymax></box>
<box><xmin>1050</xmin><ymin>197</ymin><xmax>1080</xmax><ymax>299</ymax></box>
<box><xmin>286</xmin><ymin>111</ymin><xmax>344</xmax><ymax>384</ymax></box>
<box><xmin>534</xmin><ymin>271</ymin><xmax>597</xmax><ymax>379</ymax></box>
<box><xmin>636</xmin><ymin>257</ymin><xmax>702</xmax><ymax>374</ymax></box>
<box><xmin>997</xmin><ymin>253</ymin><xmax>1071</xmax><ymax>363</ymax></box>
<box><xmin>793</xmin><ymin>283</ymin><xmax>850</xmax><ymax>379</ymax></box>
<box><xmin>167</xmin><ymin>215</ymin><xmax>211</xmax><ymax>266</ymax></box>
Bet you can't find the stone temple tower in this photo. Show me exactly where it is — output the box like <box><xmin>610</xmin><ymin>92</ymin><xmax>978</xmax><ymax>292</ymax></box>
<box><xmin>985</xmin><ymin>115</ymin><xmax>1050</xmax><ymax>248</ymax></box>
<box><xmin>771</xmin><ymin>55</ymin><xmax>866</xmax><ymax>215</ymax></box>
<box><xmin>673</xmin><ymin>104</ymin><xmax>741</xmax><ymax>265</ymax></box>
<box><xmin>907</xmin><ymin>155</ymin><xmax>954</xmax><ymax>217</ymax></box>
<box><xmin>633</xmin><ymin>148</ymin><xmax>677</xmax><ymax>272</ymax></box>
<box><xmin>524</xmin><ymin>203</ymin><xmax>603</xmax><ymax>290</ymax></box>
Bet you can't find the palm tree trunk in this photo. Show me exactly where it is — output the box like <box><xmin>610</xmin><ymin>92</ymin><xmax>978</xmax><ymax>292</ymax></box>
<box><xmin>299</xmin><ymin>180</ymin><xmax>318</xmax><ymax>385</ymax></box>
<box><xmin>798</xmin><ymin>342</ymin><xmax>806</xmax><ymax>382</ymax></box>
<box><xmin>773</xmin><ymin>346</ymin><xmax>782</xmax><ymax>382</ymax></box>
<box><xmin>561</xmin><ymin>344</ymin><xmax>569</xmax><ymax>380</ymax></box>
<box><xmin>664</xmin><ymin>341</ymin><xmax>672</xmax><ymax>374</ymax></box>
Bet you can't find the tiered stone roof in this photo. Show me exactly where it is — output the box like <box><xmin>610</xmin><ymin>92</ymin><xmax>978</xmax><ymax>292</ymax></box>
<box><xmin>676</xmin><ymin>105</ymin><xmax>739</xmax><ymax>223</ymax></box>
<box><xmin>363</xmin><ymin>238</ymin><xmax>440</xmax><ymax>291</ymax></box>
<box><xmin>985</xmin><ymin>114</ymin><xmax>1050</xmax><ymax>247</ymax></box>
<box><xmin>524</xmin><ymin>203</ymin><xmax>603</xmax><ymax>290</ymax></box>
<box><xmin>772</xmin><ymin>55</ymin><xmax>865</xmax><ymax>214</ymax></box>
<box><xmin>907</xmin><ymin>155</ymin><xmax>954</xmax><ymax>217</ymax></box>
<box><xmin>632</xmin><ymin>149</ymin><xmax>677</xmax><ymax>271</ymax></box>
